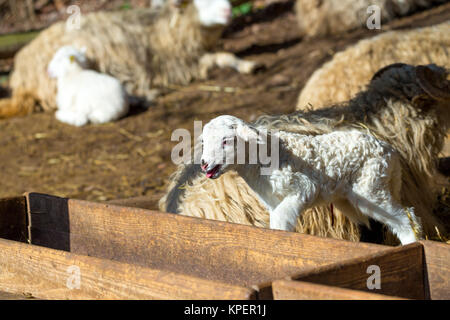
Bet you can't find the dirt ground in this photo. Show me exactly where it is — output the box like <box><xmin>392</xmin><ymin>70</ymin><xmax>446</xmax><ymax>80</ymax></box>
<box><xmin>0</xmin><ymin>0</ymin><xmax>152</xmax><ymax>35</ymax></box>
<box><xmin>0</xmin><ymin>1</ymin><xmax>449</xmax><ymax>222</ymax></box>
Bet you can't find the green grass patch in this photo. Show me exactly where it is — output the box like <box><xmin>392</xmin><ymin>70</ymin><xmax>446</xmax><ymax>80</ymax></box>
<box><xmin>118</xmin><ymin>1</ymin><xmax>132</xmax><ymax>10</ymax></box>
<box><xmin>0</xmin><ymin>31</ymin><xmax>39</xmax><ymax>49</ymax></box>
<box><xmin>232</xmin><ymin>2</ymin><xmax>253</xmax><ymax>18</ymax></box>
<box><xmin>0</xmin><ymin>75</ymin><xmax>9</xmax><ymax>86</ymax></box>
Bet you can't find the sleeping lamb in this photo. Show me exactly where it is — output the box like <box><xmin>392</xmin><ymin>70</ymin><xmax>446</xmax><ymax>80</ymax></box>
<box><xmin>47</xmin><ymin>46</ymin><xmax>129</xmax><ymax>126</ymax></box>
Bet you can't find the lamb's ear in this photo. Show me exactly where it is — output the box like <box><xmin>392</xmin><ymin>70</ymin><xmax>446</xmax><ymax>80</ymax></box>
<box><xmin>235</xmin><ymin>123</ymin><xmax>265</xmax><ymax>144</ymax></box>
<box><xmin>416</xmin><ymin>65</ymin><xmax>450</xmax><ymax>101</ymax></box>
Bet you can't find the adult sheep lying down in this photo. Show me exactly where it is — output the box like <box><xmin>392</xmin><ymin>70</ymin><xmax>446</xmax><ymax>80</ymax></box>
<box><xmin>0</xmin><ymin>0</ymin><xmax>260</xmax><ymax>118</ymax></box>
<box><xmin>295</xmin><ymin>0</ymin><xmax>448</xmax><ymax>37</ymax></box>
<box><xmin>159</xmin><ymin>63</ymin><xmax>450</xmax><ymax>244</ymax></box>
<box><xmin>297</xmin><ymin>21</ymin><xmax>450</xmax><ymax>109</ymax></box>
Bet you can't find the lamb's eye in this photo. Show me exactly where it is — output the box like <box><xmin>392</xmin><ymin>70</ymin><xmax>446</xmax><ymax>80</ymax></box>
<box><xmin>222</xmin><ymin>139</ymin><xmax>227</xmax><ymax>146</ymax></box>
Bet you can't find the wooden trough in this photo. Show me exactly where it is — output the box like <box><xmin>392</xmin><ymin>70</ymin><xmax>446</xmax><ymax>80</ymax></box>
<box><xmin>0</xmin><ymin>192</ymin><xmax>448</xmax><ymax>300</ymax></box>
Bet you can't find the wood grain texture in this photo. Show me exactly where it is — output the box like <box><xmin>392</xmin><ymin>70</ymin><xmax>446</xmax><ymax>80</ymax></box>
<box><xmin>272</xmin><ymin>280</ymin><xmax>407</xmax><ymax>300</ymax></box>
<box><xmin>0</xmin><ymin>291</ymin><xmax>38</xmax><ymax>300</ymax></box>
<box><xmin>107</xmin><ymin>195</ymin><xmax>161</xmax><ymax>211</ymax></box>
<box><xmin>289</xmin><ymin>243</ymin><xmax>425</xmax><ymax>299</ymax></box>
<box><xmin>0</xmin><ymin>238</ymin><xmax>255</xmax><ymax>300</ymax></box>
<box><xmin>4</xmin><ymin>193</ymin><xmax>447</xmax><ymax>300</ymax></box>
<box><xmin>25</xmin><ymin>193</ymin><xmax>392</xmax><ymax>290</ymax></box>
<box><xmin>0</xmin><ymin>196</ymin><xmax>27</xmax><ymax>242</ymax></box>
<box><xmin>421</xmin><ymin>240</ymin><xmax>450</xmax><ymax>300</ymax></box>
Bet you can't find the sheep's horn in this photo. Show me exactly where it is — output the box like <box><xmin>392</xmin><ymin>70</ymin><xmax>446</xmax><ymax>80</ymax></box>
<box><xmin>416</xmin><ymin>65</ymin><xmax>450</xmax><ymax>101</ymax></box>
<box><xmin>371</xmin><ymin>63</ymin><xmax>408</xmax><ymax>81</ymax></box>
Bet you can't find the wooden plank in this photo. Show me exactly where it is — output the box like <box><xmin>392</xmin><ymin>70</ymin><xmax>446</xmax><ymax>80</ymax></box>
<box><xmin>421</xmin><ymin>240</ymin><xmax>450</xmax><ymax>300</ymax></box>
<box><xmin>288</xmin><ymin>243</ymin><xmax>425</xmax><ymax>299</ymax></box>
<box><xmin>0</xmin><ymin>238</ymin><xmax>255</xmax><ymax>300</ymax></box>
<box><xmin>25</xmin><ymin>193</ymin><xmax>392</xmax><ymax>291</ymax></box>
<box><xmin>272</xmin><ymin>280</ymin><xmax>407</xmax><ymax>300</ymax></box>
<box><xmin>26</xmin><ymin>193</ymin><xmax>70</xmax><ymax>251</ymax></box>
<box><xmin>0</xmin><ymin>196</ymin><xmax>28</xmax><ymax>243</ymax></box>
<box><xmin>107</xmin><ymin>195</ymin><xmax>161</xmax><ymax>210</ymax></box>
<box><xmin>0</xmin><ymin>291</ymin><xmax>38</xmax><ymax>300</ymax></box>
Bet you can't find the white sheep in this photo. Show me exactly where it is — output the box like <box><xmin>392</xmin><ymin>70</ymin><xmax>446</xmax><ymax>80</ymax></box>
<box><xmin>200</xmin><ymin>115</ymin><xmax>421</xmax><ymax>245</ymax></box>
<box><xmin>47</xmin><ymin>46</ymin><xmax>129</xmax><ymax>126</ymax></box>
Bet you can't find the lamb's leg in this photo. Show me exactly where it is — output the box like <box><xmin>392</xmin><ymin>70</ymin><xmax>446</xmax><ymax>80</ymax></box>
<box><xmin>199</xmin><ymin>52</ymin><xmax>262</xmax><ymax>78</ymax></box>
<box><xmin>270</xmin><ymin>194</ymin><xmax>309</xmax><ymax>232</ymax></box>
<box><xmin>334</xmin><ymin>199</ymin><xmax>370</xmax><ymax>227</ymax></box>
<box><xmin>347</xmin><ymin>190</ymin><xmax>421</xmax><ymax>245</ymax></box>
<box><xmin>348</xmin><ymin>158</ymin><xmax>421</xmax><ymax>245</ymax></box>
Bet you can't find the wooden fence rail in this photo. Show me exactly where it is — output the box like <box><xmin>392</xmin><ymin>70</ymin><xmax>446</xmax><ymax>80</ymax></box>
<box><xmin>0</xmin><ymin>192</ymin><xmax>448</xmax><ymax>300</ymax></box>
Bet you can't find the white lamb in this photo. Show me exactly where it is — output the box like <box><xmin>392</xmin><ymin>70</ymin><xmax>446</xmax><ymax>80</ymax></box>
<box><xmin>200</xmin><ymin>115</ymin><xmax>422</xmax><ymax>245</ymax></box>
<box><xmin>47</xmin><ymin>46</ymin><xmax>129</xmax><ymax>126</ymax></box>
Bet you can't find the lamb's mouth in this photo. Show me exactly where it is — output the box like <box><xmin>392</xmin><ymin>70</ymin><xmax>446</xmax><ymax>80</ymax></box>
<box><xmin>206</xmin><ymin>165</ymin><xmax>222</xmax><ymax>179</ymax></box>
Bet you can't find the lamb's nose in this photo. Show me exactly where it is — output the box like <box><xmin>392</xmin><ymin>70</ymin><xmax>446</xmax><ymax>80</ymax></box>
<box><xmin>201</xmin><ymin>160</ymin><xmax>208</xmax><ymax>171</ymax></box>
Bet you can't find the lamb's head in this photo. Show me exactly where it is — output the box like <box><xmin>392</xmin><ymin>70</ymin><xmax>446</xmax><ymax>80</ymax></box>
<box><xmin>47</xmin><ymin>45</ymin><xmax>89</xmax><ymax>79</ymax></box>
<box><xmin>200</xmin><ymin>115</ymin><xmax>264</xmax><ymax>179</ymax></box>
<box><xmin>193</xmin><ymin>0</ymin><xmax>232</xmax><ymax>27</ymax></box>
